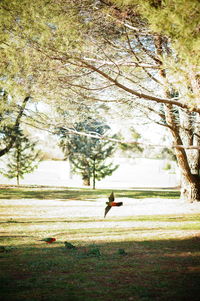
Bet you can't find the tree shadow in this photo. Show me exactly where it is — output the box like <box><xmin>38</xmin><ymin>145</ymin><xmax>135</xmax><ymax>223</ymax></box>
<box><xmin>0</xmin><ymin>187</ymin><xmax>180</xmax><ymax>200</ymax></box>
<box><xmin>1</xmin><ymin>236</ymin><xmax>199</xmax><ymax>301</ymax></box>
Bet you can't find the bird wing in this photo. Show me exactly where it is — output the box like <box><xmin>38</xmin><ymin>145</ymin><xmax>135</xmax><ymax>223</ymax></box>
<box><xmin>104</xmin><ymin>205</ymin><xmax>111</xmax><ymax>218</ymax></box>
<box><xmin>108</xmin><ymin>192</ymin><xmax>115</xmax><ymax>202</ymax></box>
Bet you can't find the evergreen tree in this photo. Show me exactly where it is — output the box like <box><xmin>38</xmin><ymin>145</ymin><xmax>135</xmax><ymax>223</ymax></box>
<box><xmin>1</xmin><ymin>130</ymin><xmax>40</xmax><ymax>185</ymax></box>
<box><xmin>59</xmin><ymin>118</ymin><xmax>119</xmax><ymax>189</ymax></box>
<box><xmin>0</xmin><ymin>89</ymin><xmax>30</xmax><ymax>157</ymax></box>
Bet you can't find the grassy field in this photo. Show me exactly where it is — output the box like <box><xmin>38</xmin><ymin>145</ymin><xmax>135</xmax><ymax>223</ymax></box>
<box><xmin>0</xmin><ymin>187</ymin><xmax>200</xmax><ymax>301</ymax></box>
<box><xmin>0</xmin><ymin>186</ymin><xmax>180</xmax><ymax>200</ymax></box>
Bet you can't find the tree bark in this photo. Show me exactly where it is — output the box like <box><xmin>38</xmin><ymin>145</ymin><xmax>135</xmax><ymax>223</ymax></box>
<box><xmin>92</xmin><ymin>157</ymin><xmax>96</xmax><ymax>189</ymax></box>
<box><xmin>82</xmin><ymin>166</ymin><xmax>90</xmax><ymax>186</ymax></box>
<box><xmin>154</xmin><ymin>35</ymin><xmax>200</xmax><ymax>202</ymax></box>
<box><xmin>83</xmin><ymin>176</ymin><xmax>90</xmax><ymax>186</ymax></box>
<box><xmin>181</xmin><ymin>175</ymin><xmax>200</xmax><ymax>202</ymax></box>
<box><xmin>165</xmin><ymin>101</ymin><xmax>200</xmax><ymax>202</ymax></box>
<box><xmin>178</xmin><ymin>110</ymin><xmax>200</xmax><ymax>201</ymax></box>
<box><xmin>17</xmin><ymin>174</ymin><xmax>20</xmax><ymax>186</ymax></box>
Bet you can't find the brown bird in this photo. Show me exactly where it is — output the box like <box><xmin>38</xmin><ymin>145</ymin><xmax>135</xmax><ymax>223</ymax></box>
<box><xmin>104</xmin><ymin>192</ymin><xmax>123</xmax><ymax>218</ymax></box>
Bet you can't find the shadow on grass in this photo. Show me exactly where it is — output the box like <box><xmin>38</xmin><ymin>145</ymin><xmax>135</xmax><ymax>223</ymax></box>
<box><xmin>1</xmin><ymin>236</ymin><xmax>199</xmax><ymax>301</ymax></box>
<box><xmin>0</xmin><ymin>187</ymin><xmax>180</xmax><ymax>200</ymax></box>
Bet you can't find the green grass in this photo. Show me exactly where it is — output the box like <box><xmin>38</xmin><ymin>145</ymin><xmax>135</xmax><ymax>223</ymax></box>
<box><xmin>0</xmin><ymin>187</ymin><xmax>199</xmax><ymax>301</ymax></box>
<box><xmin>1</xmin><ymin>237</ymin><xmax>200</xmax><ymax>301</ymax></box>
<box><xmin>0</xmin><ymin>186</ymin><xmax>180</xmax><ymax>200</ymax></box>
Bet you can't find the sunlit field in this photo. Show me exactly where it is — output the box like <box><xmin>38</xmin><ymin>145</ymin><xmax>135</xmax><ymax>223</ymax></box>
<box><xmin>0</xmin><ymin>158</ymin><xmax>180</xmax><ymax>188</ymax></box>
<box><xmin>1</xmin><ymin>187</ymin><xmax>200</xmax><ymax>301</ymax></box>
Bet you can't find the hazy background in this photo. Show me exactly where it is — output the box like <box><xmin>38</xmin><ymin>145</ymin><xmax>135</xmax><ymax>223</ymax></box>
<box><xmin>0</xmin><ymin>158</ymin><xmax>180</xmax><ymax>188</ymax></box>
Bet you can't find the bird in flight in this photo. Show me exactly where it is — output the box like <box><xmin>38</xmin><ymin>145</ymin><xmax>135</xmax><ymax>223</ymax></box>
<box><xmin>104</xmin><ymin>192</ymin><xmax>123</xmax><ymax>218</ymax></box>
<box><xmin>39</xmin><ymin>237</ymin><xmax>56</xmax><ymax>244</ymax></box>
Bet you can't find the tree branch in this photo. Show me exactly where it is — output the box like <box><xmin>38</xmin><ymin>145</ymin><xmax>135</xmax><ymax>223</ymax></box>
<box><xmin>76</xmin><ymin>57</ymin><xmax>200</xmax><ymax>114</ymax></box>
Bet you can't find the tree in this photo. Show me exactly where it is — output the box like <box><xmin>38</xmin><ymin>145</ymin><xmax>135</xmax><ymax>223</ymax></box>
<box><xmin>109</xmin><ymin>0</ymin><xmax>200</xmax><ymax>200</ymax></box>
<box><xmin>1</xmin><ymin>130</ymin><xmax>40</xmax><ymax>185</ymax></box>
<box><xmin>60</xmin><ymin>0</ymin><xmax>199</xmax><ymax>201</ymax></box>
<box><xmin>0</xmin><ymin>0</ymin><xmax>199</xmax><ymax>200</ymax></box>
<box><xmin>0</xmin><ymin>90</ymin><xmax>30</xmax><ymax>157</ymax></box>
<box><xmin>0</xmin><ymin>0</ymin><xmax>80</xmax><ymax>141</ymax></box>
<box><xmin>59</xmin><ymin>118</ymin><xmax>119</xmax><ymax>189</ymax></box>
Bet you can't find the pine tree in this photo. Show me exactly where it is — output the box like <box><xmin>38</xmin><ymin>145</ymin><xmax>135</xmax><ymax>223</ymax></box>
<box><xmin>59</xmin><ymin>118</ymin><xmax>119</xmax><ymax>189</ymax></box>
<box><xmin>1</xmin><ymin>130</ymin><xmax>40</xmax><ymax>185</ymax></box>
<box><xmin>0</xmin><ymin>89</ymin><xmax>30</xmax><ymax>157</ymax></box>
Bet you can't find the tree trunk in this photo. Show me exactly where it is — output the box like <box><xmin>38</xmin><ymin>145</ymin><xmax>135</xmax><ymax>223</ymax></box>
<box><xmin>181</xmin><ymin>175</ymin><xmax>200</xmax><ymax>202</ymax></box>
<box><xmin>170</xmin><ymin>128</ymin><xmax>200</xmax><ymax>202</ymax></box>
<box><xmin>17</xmin><ymin>144</ymin><xmax>20</xmax><ymax>186</ymax></box>
<box><xmin>178</xmin><ymin>110</ymin><xmax>200</xmax><ymax>202</ymax></box>
<box><xmin>17</xmin><ymin>174</ymin><xmax>20</xmax><ymax>186</ymax></box>
<box><xmin>154</xmin><ymin>35</ymin><xmax>200</xmax><ymax>202</ymax></box>
<box><xmin>82</xmin><ymin>175</ymin><xmax>90</xmax><ymax>186</ymax></box>
<box><xmin>92</xmin><ymin>157</ymin><xmax>96</xmax><ymax>189</ymax></box>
